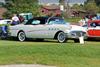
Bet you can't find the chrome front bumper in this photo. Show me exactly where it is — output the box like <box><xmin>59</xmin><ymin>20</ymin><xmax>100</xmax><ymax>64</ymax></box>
<box><xmin>67</xmin><ymin>31</ymin><xmax>87</xmax><ymax>39</ymax></box>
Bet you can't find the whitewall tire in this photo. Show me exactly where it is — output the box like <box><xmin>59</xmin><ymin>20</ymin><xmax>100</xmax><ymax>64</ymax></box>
<box><xmin>18</xmin><ymin>31</ymin><xmax>26</xmax><ymax>42</ymax></box>
<box><xmin>57</xmin><ymin>32</ymin><xmax>66</xmax><ymax>43</ymax></box>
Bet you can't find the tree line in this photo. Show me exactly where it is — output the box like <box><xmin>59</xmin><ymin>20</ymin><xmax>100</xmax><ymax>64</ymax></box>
<box><xmin>3</xmin><ymin>0</ymin><xmax>40</xmax><ymax>18</ymax></box>
<box><xmin>2</xmin><ymin>0</ymin><xmax>100</xmax><ymax>18</ymax></box>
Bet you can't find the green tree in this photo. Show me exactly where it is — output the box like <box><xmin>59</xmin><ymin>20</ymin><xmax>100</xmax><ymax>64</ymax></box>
<box><xmin>4</xmin><ymin>0</ymin><xmax>40</xmax><ymax>16</ymax></box>
<box><xmin>84</xmin><ymin>1</ymin><xmax>99</xmax><ymax>14</ymax></box>
<box><xmin>59</xmin><ymin>0</ymin><xmax>65</xmax><ymax>5</ymax></box>
<box><xmin>72</xmin><ymin>4</ymin><xmax>84</xmax><ymax>11</ymax></box>
<box><xmin>85</xmin><ymin>0</ymin><xmax>100</xmax><ymax>6</ymax></box>
<box><xmin>95</xmin><ymin>0</ymin><xmax>100</xmax><ymax>6</ymax></box>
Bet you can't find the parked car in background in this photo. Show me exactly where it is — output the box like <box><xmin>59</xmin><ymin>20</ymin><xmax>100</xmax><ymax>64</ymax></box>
<box><xmin>0</xmin><ymin>19</ymin><xmax>12</xmax><ymax>24</ymax></box>
<box><xmin>69</xmin><ymin>19</ymin><xmax>100</xmax><ymax>41</ymax></box>
<box><xmin>87</xmin><ymin>20</ymin><xmax>100</xmax><ymax>40</ymax></box>
<box><xmin>9</xmin><ymin>17</ymin><xmax>71</xmax><ymax>43</ymax></box>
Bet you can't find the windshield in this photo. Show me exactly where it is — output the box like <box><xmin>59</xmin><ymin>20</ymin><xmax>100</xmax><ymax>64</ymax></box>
<box><xmin>48</xmin><ymin>17</ymin><xmax>66</xmax><ymax>24</ymax></box>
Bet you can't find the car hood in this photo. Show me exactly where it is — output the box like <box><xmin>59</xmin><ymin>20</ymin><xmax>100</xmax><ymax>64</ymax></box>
<box><xmin>70</xmin><ymin>25</ymin><xmax>87</xmax><ymax>32</ymax></box>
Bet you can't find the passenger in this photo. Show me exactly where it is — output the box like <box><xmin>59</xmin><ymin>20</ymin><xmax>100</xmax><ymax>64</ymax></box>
<box><xmin>18</xmin><ymin>15</ymin><xmax>25</xmax><ymax>23</ymax></box>
<box><xmin>11</xmin><ymin>14</ymin><xmax>20</xmax><ymax>25</ymax></box>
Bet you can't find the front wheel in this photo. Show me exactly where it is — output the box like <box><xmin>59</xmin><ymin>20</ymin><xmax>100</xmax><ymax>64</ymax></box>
<box><xmin>17</xmin><ymin>31</ymin><xmax>26</xmax><ymax>41</ymax></box>
<box><xmin>57</xmin><ymin>32</ymin><xmax>66</xmax><ymax>43</ymax></box>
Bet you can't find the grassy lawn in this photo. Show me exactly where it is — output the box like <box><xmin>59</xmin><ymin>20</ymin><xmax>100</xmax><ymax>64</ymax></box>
<box><xmin>0</xmin><ymin>39</ymin><xmax>100</xmax><ymax>67</ymax></box>
<box><xmin>65</xmin><ymin>17</ymin><xmax>81</xmax><ymax>23</ymax></box>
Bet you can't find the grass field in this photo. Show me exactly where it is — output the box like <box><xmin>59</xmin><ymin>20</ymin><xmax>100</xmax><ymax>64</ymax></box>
<box><xmin>0</xmin><ymin>39</ymin><xmax>100</xmax><ymax>67</ymax></box>
<box><xmin>65</xmin><ymin>17</ymin><xmax>81</xmax><ymax>23</ymax></box>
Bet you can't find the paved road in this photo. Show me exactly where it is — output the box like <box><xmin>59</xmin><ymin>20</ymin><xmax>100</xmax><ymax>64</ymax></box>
<box><xmin>0</xmin><ymin>64</ymin><xmax>56</xmax><ymax>67</ymax></box>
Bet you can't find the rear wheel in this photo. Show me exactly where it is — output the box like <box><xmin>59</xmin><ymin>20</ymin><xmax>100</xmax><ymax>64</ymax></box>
<box><xmin>57</xmin><ymin>32</ymin><xmax>66</xmax><ymax>43</ymax></box>
<box><xmin>17</xmin><ymin>31</ymin><xmax>26</xmax><ymax>41</ymax></box>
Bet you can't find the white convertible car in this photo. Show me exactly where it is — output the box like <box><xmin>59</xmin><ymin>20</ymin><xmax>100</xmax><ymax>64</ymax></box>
<box><xmin>9</xmin><ymin>17</ymin><xmax>71</xmax><ymax>43</ymax></box>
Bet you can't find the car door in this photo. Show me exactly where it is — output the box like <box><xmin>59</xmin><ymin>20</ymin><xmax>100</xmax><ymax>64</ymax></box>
<box><xmin>24</xmin><ymin>20</ymin><xmax>44</xmax><ymax>38</ymax></box>
<box><xmin>34</xmin><ymin>20</ymin><xmax>57</xmax><ymax>38</ymax></box>
<box><xmin>31</xmin><ymin>24</ymin><xmax>50</xmax><ymax>38</ymax></box>
<box><xmin>24</xmin><ymin>18</ymin><xmax>51</xmax><ymax>38</ymax></box>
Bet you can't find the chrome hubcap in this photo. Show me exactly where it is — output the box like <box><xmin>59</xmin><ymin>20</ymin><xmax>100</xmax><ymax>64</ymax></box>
<box><xmin>58</xmin><ymin>32</ymin><xmax>66</xmax><ymax>43</ymax></box>
<box><xmin>18</xmin><ymin>32</ymin><xmax>25</xmax><ymax>41</ymax></box>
